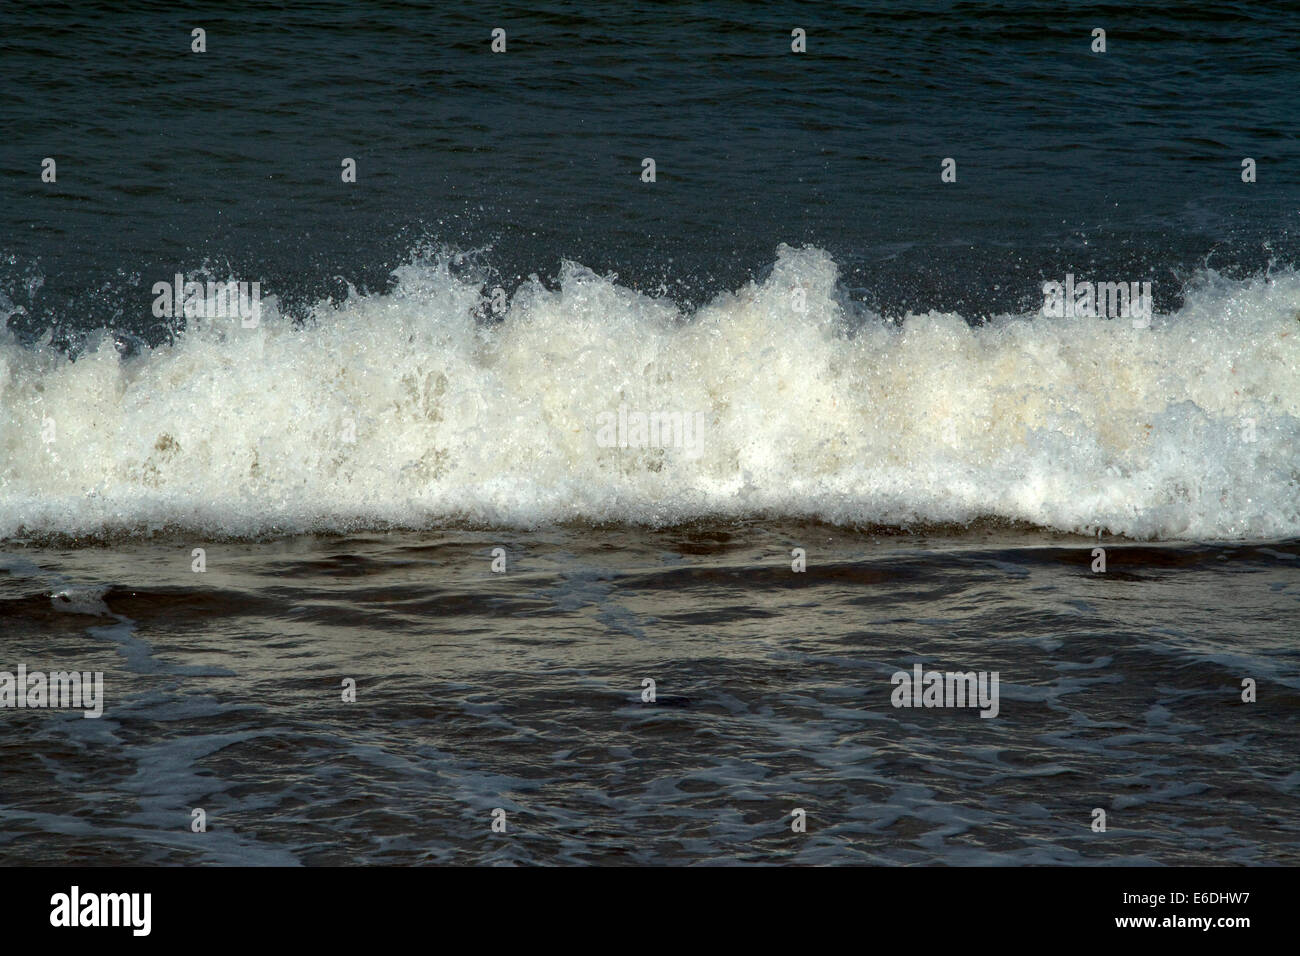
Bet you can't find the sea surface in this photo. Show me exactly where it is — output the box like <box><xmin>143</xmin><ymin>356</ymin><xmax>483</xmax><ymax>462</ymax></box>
<box><xmin>1</xmin><ymin>0</ymin><xmax>1298</xmax><ymax>864</ymax></box>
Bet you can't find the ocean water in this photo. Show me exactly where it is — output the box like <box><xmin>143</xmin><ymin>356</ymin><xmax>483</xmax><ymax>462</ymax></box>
<box><xmin>1</xmin><ymin>0</ymin><xmax>1298</xmax><ymax>865</ymax></box>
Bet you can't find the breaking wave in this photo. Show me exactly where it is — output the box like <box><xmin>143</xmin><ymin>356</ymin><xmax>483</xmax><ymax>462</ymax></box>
<box><xmin>2</xmin><ymin>244</ymin><xmax>1298</xmax><ymax>541</ymax></box>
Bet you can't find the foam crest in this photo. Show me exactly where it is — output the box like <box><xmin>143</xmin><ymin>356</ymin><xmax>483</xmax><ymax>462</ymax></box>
<box><xmin>2</xmin><ymin>245</ymin><xmax>1298</xmax><ymax>540</ymax></box>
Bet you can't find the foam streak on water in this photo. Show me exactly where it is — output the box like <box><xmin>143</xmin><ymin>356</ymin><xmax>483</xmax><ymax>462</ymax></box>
<box><xmin>2</xmin><ymin>245</ymin><xmax>1298</xmax><ymax>541</ymax></box>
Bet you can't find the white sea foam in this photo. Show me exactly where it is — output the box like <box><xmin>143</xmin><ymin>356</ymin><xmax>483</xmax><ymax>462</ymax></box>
<box><xmin>1</xmin><ymin>244</ymin><xmax>1297</xmax><ymax>540</ymax></box>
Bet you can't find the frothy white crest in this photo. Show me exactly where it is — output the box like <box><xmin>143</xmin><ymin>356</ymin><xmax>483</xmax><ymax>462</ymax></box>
<box><xmin>1</xmin><ymin>244</ymin><xmax>1298</xmax><ymax>540</ymax></box>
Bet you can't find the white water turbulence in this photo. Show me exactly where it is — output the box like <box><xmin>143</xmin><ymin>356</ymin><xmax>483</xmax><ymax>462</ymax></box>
<box><xmin>1</xmin><ymin>244</ymin><xmax>1298</xmax><ymax>541</ymax></box>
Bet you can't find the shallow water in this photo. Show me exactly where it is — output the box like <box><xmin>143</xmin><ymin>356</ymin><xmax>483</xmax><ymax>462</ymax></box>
<box><xmin>2</xmin><ymin>524</ymin><xmax>1297</xmax><ymax>864</ymax></box>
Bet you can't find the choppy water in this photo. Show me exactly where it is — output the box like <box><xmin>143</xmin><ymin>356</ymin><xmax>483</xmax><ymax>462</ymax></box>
<box><xmin>2</xmin><ymin>0</ymin><xmax>1298</xmax><ymax>334</ymax></box>
<box><xmin>2</xmin><ymin>1</ymin><xmax>1299</xmax><ymax>865</ymax></box>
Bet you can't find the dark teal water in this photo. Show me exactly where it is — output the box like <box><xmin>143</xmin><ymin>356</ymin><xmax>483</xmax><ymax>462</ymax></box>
<box><xmin>2</xmin><ymin>0</ymin><xmax>1298</xmax><ymax>345</ymax></box>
